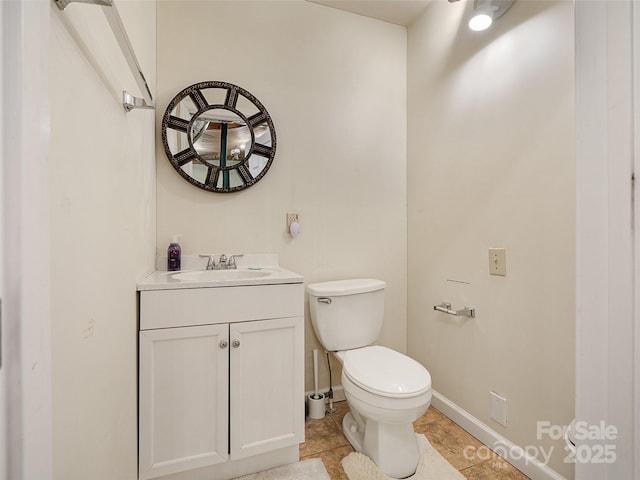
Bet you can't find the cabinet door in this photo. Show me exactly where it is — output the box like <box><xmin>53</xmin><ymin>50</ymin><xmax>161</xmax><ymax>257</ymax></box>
<box><xmin>229</xmin><ymin>317</ymin><xmax>304</xmax><ymax>460</ymax></box>
<box><xmin>139</xmin><ymin>324</ymin><xmax>229</xmax><ymax>480</ymax></box>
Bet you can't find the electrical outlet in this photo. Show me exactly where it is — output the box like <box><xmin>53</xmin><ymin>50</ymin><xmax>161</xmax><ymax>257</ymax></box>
<box><xmin>286</xmin><ymin>213</ymin><xmax>299</xmax><ymax>227</ymax></box>
<box><xmin>490</xmin><ymin>391</ymin><xmax>508</xmax><ymax>427</ymax></box>
<box><xmin>488</xmin><ymin>248</ymin><xmax>506</xmax><ymax>276</ymax></box>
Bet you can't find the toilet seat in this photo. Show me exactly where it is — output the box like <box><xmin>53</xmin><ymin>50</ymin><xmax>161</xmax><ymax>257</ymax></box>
<box><xmin>341</xmin><ymin>346</ymin><xmax>431</xmax><ymax>398</ymax></box>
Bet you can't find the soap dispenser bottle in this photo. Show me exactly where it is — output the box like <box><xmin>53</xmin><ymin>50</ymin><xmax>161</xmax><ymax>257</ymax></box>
<box><xmin>167</xmin><ymin>235</ymin><xmax>181</xmax><ymax>271</ymax></box>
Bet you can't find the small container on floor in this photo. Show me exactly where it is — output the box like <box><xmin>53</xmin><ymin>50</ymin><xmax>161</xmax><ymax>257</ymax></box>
<box><xmin>307</xmin><ymin>393</ymin><xmax>326</xmax><ymax>419</ymax></box>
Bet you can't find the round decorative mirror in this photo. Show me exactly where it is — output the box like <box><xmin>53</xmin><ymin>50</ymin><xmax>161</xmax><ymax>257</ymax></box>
<box><xmin>161</xmin><ymin>81</ymin><xmax>276</xmax><ymax>192</ymax></box>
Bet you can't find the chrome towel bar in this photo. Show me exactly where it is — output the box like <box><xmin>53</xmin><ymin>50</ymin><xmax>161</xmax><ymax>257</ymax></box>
<box><xmin>433</xmin><ymin>302</ymin><xmax>475</xmax><ymax>318</ymax></box>
<box><xmin>54</xmin><ymin>0</ymin><xmax>155</xmax><ymax>112</ymax></box>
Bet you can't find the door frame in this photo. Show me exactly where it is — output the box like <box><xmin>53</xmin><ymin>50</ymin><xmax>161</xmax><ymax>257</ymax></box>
<box><xmin>575</xmin><ymin>0</ymin><xmax>638</xmax><ymax>478</ymax></box>
<box><xmin>1</xmin><ymin>1</ymin><xmax>52</xmax><ymax>479</ymax></box>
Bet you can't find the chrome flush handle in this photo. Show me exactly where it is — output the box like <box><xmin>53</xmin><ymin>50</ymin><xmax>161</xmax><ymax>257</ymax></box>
<box><xmin>317</xmin><ymin>298</ymin><xmax>332</xmax><ymax>304</ymax></box>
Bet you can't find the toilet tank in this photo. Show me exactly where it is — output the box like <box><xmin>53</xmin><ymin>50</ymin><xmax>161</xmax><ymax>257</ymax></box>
<box><xmin>306</xmin><ymin>279</ymin><xmax>386</xmax><ymax>351</ymax></box>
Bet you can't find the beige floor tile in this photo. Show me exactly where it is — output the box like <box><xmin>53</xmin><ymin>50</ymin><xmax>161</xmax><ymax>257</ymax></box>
<box><xmin>461</xmin><ymin>457</ymin><xmax>530</xmax><ymax>480</ymax></box>
<box><xmin>299</xmin><ymin>415</ymin><xmax>350</xmax><ymax>458</ymax></box>
<box><xmin>300</xmin><ymin>400</ymin><xmax>530</xmax><ymax>480</ymax></box>
<box><xmin>422</xmin><ymin>417</ymin><xmax>487</xmax><ymax>470</ymax></box>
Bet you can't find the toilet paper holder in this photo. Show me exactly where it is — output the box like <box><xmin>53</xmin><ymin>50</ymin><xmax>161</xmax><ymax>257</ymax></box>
<box><xmin>433</xmin><ymin>302</ymin><xmax>476</xmax><ymax>318</ymax></box>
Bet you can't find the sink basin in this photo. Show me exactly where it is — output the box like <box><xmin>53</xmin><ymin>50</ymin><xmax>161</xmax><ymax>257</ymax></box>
<box><xmin>170</xmin><ymin>269</ymin><xmax>272</xmax><ymax>282</ymax></box>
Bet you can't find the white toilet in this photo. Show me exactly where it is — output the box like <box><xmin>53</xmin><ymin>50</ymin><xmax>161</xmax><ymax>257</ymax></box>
<box><xmin>307</xmin><ymin>279</ymin><xmax>432</xmax><ymax>479</ymax></box>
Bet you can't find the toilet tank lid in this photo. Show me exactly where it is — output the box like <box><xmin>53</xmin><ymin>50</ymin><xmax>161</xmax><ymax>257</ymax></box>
<box><xmin>306</xmin><ymin>279</ymin><xmax>386</xmax><ymax>296</ymax></box>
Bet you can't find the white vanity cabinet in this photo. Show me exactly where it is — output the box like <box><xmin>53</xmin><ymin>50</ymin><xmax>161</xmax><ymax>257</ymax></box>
<box><xmin>137</xmin><ymin>280</ymin><xmax>304</xmax><ymax>480</ymax></box>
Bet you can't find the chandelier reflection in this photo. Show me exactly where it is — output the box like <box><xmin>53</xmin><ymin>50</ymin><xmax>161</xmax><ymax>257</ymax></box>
<box><xmin>190</xmin><ymin>116</ymin><xmax>254</xmax><ymax>164</ymax></box>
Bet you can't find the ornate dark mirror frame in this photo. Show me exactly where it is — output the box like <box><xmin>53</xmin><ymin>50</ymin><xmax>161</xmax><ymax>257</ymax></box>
<box><xmin>161</xmin><ymin>81</ymin><xmax>277</xmax><ymax>193</ymax></box>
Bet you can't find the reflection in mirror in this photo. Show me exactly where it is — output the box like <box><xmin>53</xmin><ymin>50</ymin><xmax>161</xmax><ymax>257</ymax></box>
<box><xmin>190</xmin><ymin>109</ymin><xmax>251</xmax><ymax>166</ymax></box>
<box><xmin>161</xmin><ymin>81</ymin><xmax>276</xmax><ymax>193</ymax></box>
<box><xmin>183</xmin><ymin>162</ymin><xmax>208</xmax><ymax>184</ymax></box>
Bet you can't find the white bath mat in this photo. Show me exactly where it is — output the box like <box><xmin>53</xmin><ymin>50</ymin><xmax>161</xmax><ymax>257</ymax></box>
<box><xmin>341</xmin><ymin>434</ymin><xmax>467</xmax><ymax>480</ymax></box>
<box><xmin>233</xmin><ymin>458</ymin><xmax>330</xmax><ymax>480</ymax></box>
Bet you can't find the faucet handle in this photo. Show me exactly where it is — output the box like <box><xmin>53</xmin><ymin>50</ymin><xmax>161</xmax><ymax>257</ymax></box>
<box><xmin>199</xmin><ymin>254</ymin><xmax>216</xmax><ymax>270</ymax></box>
<box><xmin>228</xmin><ymin>254</ymin><xmax>244</xmax><ymax>269</ymax></box>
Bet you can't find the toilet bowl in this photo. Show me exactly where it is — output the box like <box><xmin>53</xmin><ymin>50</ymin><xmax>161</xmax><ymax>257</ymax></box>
<box><xmin>306</xmin><ymin>279</ymin><xmax>432</xmax><ymax>478</ymax></box>
<box><xmin>336</xmin><ymin>346</ymin><xmax>431</xmax><ymax>478</ymax></box>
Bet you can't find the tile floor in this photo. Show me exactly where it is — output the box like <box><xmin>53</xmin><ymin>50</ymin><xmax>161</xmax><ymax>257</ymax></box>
<box><xmin>299</xmin><ymin>400</ymin><xmax>530</xmax><ymax>480</ymax></box>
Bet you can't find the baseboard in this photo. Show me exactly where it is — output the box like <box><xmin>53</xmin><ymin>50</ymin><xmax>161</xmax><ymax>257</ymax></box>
<box><xmin>431</xmin><ymin>391</ymin><xmax>567</xmax><ymax>480</ymax></box>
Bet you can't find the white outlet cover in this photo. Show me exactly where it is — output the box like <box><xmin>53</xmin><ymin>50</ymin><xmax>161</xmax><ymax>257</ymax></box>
<box><xmin>286</xmin><ymin>213</ymin><xmax>299</xmax><ymax>226</ymax></box>
<box><xmin>490</xmin><ymin>390</ymin><xmax>508</xmax><ymax>427</ymax></box>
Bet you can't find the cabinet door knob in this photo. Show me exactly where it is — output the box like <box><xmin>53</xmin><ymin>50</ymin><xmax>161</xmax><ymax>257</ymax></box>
<box><xmin>232</xmin><ymin>339</ymin><xmax>241</xmax><ymax>348</ymax></box>
<box><xmin>219</xmin><ymin>340</ymin><xmax>228</xmax><ymax>349</ymax></box>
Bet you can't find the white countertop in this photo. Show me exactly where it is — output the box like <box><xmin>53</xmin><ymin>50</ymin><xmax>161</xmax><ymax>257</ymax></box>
<box><xmin>137</xmin><ymin>254</ymin><xmax>303</xmax><ymax>291</ymax></box>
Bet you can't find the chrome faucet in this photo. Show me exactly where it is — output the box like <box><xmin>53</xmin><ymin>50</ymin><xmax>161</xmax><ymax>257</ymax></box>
<box><xmin>199</xmin><ymin>253</ymin><xmax>244</xmax><ymax>270</ymax></box>
<box><xmin>228</xmin><ymin>254</ymin><xmax>244</xmax><ymax>269</ymax></box>
<box><xmin>199</xmin><ymin>254</ymin><xmax>217</xmax><ymax>270</ymax></box>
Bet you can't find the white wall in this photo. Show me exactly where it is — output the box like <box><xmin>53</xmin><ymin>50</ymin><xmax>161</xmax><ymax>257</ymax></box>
<box><xmin>49</xmin><ymin>1</ymin><xmax>156</xmax><ymax>478</ymax></box>
<box><xmin>156</xmin><ymin>0</ymin><xmax>407</xmax><ymax>392</ymax></box>
<box><xmin>407</xmin><ymin>1</ymin><xmax>575</xmax><ymax>477</ymax></box>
